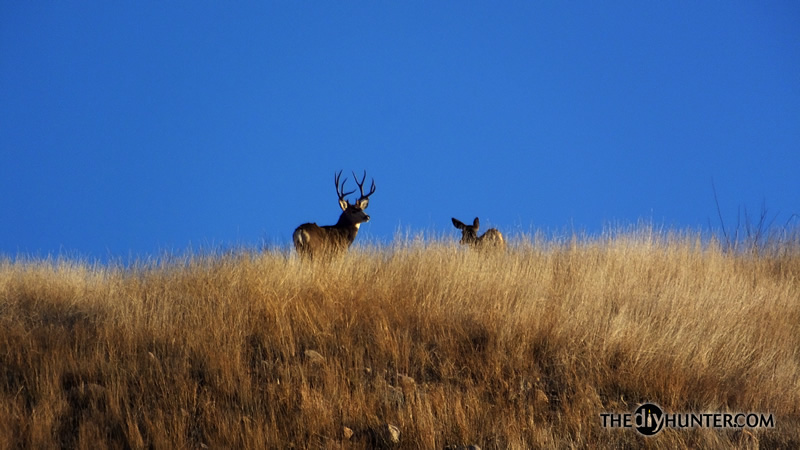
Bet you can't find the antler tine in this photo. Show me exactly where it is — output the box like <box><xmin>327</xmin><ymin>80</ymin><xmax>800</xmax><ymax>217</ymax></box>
<box><xmin>353</xmin><ymin>170</ymin><xmax>376</xmax><ymax>199</ymax></box>
<box><xmin>334</xmin><ymin>170</ymin><xmax>355</xmax><ymax>200</ymax></box>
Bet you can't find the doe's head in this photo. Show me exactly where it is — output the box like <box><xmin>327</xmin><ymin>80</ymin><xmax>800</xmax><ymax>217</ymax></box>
<box><xmin>451</xmin><ymin>217</ymin><xmax>480</xmax><ymax>245</ymax></box>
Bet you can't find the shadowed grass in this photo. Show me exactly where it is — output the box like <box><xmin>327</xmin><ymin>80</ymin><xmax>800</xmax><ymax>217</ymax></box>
<box><xmin>1</xmin><ymin>229</ymin><xmax>798</xmax><ymax>448</ymax></box>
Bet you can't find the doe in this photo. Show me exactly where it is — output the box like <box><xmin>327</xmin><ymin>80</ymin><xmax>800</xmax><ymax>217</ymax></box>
<box><xmin>451</xmin><ymin>217</ymin><xmax>505</xmax><ymax>248</ymax></box>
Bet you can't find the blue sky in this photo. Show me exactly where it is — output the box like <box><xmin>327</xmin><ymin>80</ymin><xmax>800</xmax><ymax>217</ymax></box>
<box><xmin>2</xmin><ymin>2</ymin><xmax>798</xmax><ymax>261</ymax></box>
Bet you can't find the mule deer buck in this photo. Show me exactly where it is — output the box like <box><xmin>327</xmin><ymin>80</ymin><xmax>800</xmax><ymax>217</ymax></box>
<box><xmin>293</xmin><ymin>170</ymin><xmax>376</xmax><ymax>258</ymax></box>
<box><xmin>451</xmin><ymin>217</ymin><xmax>505</xmax><ymax>248</ymax></box>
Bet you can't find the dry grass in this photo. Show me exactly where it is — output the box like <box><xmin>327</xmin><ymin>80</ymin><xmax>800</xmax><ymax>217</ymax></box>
<box><xmin>1</xmin><ymin>229</ymin><xmax>799</xmax><ymax>449</ymax></box>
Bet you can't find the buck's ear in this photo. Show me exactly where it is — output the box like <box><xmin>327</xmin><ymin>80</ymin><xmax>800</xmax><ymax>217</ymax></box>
<box><xmin>356</xmin><ymin>197</ymin><xmax>369</xmax><ymax>210</ymax></box>
<box><xmin>338</xmin><ymin>199</ymin><xmax>349</xmax><ymax>211</ymax></box>
<box><xmin>452</xmin><ymin>218</ymin><xmax>465</xmax><ymax>229</ymax></box>
<box><xmin>473</xmin><ymin>217</ymin><xmax>480</xmax><ymax>230</ymax></box>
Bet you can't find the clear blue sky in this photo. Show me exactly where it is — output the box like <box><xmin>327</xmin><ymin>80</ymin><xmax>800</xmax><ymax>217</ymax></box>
<box><xmin>2</xmin><ymin>2</ymin><xmax>798</xmax><ymax>261</ymax></box>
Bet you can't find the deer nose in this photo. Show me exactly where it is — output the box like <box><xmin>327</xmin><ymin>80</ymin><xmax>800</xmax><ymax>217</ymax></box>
<box><xmin>364</xmin><ymin>214</ymin><xmax>370</xmax><ymax>222</ymax></box>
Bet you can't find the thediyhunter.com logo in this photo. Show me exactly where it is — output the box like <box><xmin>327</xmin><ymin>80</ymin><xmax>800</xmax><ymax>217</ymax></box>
<box><xmin>600</xmin><ymin>403</ymin><xmax>774</xmax><ymax>436</ymax></box>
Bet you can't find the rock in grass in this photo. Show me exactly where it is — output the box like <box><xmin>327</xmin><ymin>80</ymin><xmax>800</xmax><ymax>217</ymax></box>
<box><xmin>380</xmin><ymin>423</ymin><xmax>401</xmax><ymax>445</ymax></box>
<box><xmin>342</xmin><ymin>426</ymin><xmax>354</xmax><ymax>440</ymax></box>
<box><xmin>384</xmin><ymin>384</ymin><xmax>405</xmax><ymax>408</ymax></box>
<box><xmin>397</xmin><ymin>374</ymin><xmax>416</xmax><ymax>394</ymax></box>
<box><xmin>303</xmin><ymin>349</ymin><xmax>326</xmax><ymax>365</ymax></box>
<box><xmin>534</xmin><ymin>388</ymin><xmax>550</xmax><ymax>407</ymax></box>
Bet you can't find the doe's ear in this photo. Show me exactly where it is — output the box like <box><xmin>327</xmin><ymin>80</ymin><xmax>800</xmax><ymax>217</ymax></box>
<box><xmin>356</xmin><ymin>197</ymin><xmax>369</xmax><ymax>210</ymax></box>
<box><xmin>338</xmin><ymin>199</ymin><xmax>349</xmax><ymax>211</ymax></box>
<box><xmin>473</xmin><ymin>217</ymin><xmax>480</xmax><ymax>230</ymax></box>
<box><xmin>452</xmin><ymin>218</ymin><xmax>466</xmax><ymax>230</ymax></box>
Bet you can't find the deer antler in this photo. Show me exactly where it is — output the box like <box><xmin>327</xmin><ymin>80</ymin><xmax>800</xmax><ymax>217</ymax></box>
<box><xmin>335</xmin><ymin>170</ymin><xmax>356</xmax><ymax>202</ymax></box>
<box><xmin>352</xmin><ymin>170</ymin><xmax>376</xmax><ymax>203</ymax></box>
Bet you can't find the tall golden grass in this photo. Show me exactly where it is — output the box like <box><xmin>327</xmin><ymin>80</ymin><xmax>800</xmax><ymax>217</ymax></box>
<box><xmin>1</xmin><ymin>229</ymin><xmax>798</xmax><ymax>449</ymax></box>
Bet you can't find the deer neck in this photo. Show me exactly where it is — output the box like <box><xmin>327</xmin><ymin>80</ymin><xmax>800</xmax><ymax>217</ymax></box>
<box><xmin>324</xmin><ymin>220</ymin><xmax>360</xmax><ymax>245</ymax></box>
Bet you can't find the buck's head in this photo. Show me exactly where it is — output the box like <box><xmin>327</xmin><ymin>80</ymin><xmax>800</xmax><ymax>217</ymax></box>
<box><xmin>451</xmin><ymin>217</ymin><xmax>481</xmax><ymax>245</ymax></box>
<box><xmin>335</xmin><ymin>170</ymin><xmax>376</xmax><ymax>228</ymax></box>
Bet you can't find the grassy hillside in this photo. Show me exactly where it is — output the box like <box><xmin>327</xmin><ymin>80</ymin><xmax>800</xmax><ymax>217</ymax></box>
<box><xmin>1</xmin><ymin>230</ymin><xmax>799</xmax><ymax>449</ymax></box>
